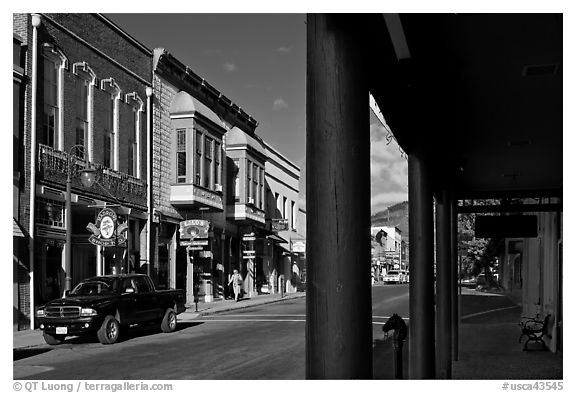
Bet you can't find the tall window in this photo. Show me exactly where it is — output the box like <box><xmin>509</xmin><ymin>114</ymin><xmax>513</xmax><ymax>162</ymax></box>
<box><xmin>127</xmin><ymin>108</ymin><xmax>138</xmax><ymax>176</ymax></box>
<box><xmin>75</xmin><ymin>77</ymin><xmax>89</xmax><ymax>158</ymax></box>
<box><xmin>195</xmin><ymin>132</ymin><xmax>202</xmax><ymax>185</ymax></box>
<box><xmin>246</xmin><ymin>160</ymin><xmax>252</xmax><ymax>202</ymax></box>
<box><xmin>283</xmin><ymin>196</ymin><xmax>287</xmax><ymax>218</ymax></box>
<box><xmin>291</xmin><ymin>200</ymin><xmax>296</xmax><ymax>229</ymax></box>
<box><xmin>177</xmin><ymin>129</ymin><xmax>186</xmax><ymax>183</ymax></box>
<box><xmin>259</xmin><ymin>167</ymin><xmax>264</xmax><ymax>210</ymax></box>
<box><xmin>253</xmin><ymin>164</ymin><xmax>258</xmax><ymax>207</ymax></box>
<box><xmin>42</xmin><ymin>57</ymin><xmax>58</xmax><ymax>148</ymax></box>
<box><xmin>103</xmin><ymin>94</ymin><xmax>114</xmax><ymax>168</ymax></box>
<box><xmin>203</xmin><ymin>136</ymin><xmax>212</xmax><ymax>188</ymax></box>
<box><xmin>214</xmin><ymin>141</ymin><xmax>221</xmax><ymax>187</ymax></box>
<box><xmin>233</xmin><ymin>159</ymin><xmax>240</xmax><ymax>202</ymax></box>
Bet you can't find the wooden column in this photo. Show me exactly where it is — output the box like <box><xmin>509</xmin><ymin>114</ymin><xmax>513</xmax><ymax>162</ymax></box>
<box><xmin>451</xmin><ymin>195</ymin><xmax>459</xmax><ymax>361</ymax></box>
<box><xmin>435</xmin><ymin>189</ymin><xmax>452</xmax><ymax>378</ymax></box>
<box><xmin>306</xmin><ymin>14</ymin><xmax>372</xmax><ymax>379</ymax></box>
<box><xmin>408</xmin><ymin>152</ymin><xmax>435</xmax><ymax>378</ymax></box>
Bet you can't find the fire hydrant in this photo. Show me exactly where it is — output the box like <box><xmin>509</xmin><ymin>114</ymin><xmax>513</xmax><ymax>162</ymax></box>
<box><xmin>382</xmin><ymin>313</ymin><xmax>408</xmax><ymax>379</ymax></box>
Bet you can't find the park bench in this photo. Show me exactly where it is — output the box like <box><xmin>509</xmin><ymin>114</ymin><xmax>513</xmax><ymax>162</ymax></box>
<box><xmin>518</xmin><ymin>314</ymin><xmax>551</xmax><ymax>351</ymax></box>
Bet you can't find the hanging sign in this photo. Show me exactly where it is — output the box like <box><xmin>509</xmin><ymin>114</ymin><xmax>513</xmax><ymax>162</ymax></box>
<box><xmin>179</xmin><ymin>219</ymin><xmax>210</xmax><ymax>240</ymax></box>
<box><xmin>272</xmin><ymin>219</ymin><xmax>289</xmax><ymax>232</ymax></box>
<box><xmin>86</xmin><ymin>208</ymin><xmax>127</xmax><ymax>247</ymax></box>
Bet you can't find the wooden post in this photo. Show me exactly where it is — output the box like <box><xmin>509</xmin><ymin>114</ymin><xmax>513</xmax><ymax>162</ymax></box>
<box><xmin>306</xmin><ymin>14</ymin><xmax>372</xmax><ymax>379</ymax></box>
<box><xmin>408</xmin><ymin>152</ymin><xmax>436</xmax><ymax>378</ymax></box>
<box><xmin>436</xmin><ymin>189</ymin><xmax>452</xmax><ymax>378</ymax></box>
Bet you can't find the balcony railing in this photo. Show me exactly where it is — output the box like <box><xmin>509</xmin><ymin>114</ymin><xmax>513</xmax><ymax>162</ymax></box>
<box><xmin>37</xmin><ymin>144</ymin><xmax>147</xmax><ymax>208</ymax></box>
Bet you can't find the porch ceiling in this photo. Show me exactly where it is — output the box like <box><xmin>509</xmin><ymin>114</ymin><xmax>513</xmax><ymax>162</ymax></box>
<box><xmin>368</xmin><ymin>14</ymin><xmax>562</xmax><ymax>199</ymax></box>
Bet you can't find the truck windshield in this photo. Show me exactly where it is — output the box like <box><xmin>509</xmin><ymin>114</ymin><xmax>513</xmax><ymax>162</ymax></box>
<box><xmin>387</xmin><ymin>271</ymin><xmax>399</xmax><ymax>275</ymax></box>
<box><xmin>70</xmin><ymin>279</ymin><xmax>118</xmax><ymax>296</ymax></box>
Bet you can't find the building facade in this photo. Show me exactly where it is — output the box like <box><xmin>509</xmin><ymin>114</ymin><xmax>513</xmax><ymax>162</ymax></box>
<box><xmin>13</xmin><ymin>13</ymin><xmax>306</xmax><ymax>331</ymax></box>
<box><xmin>13</xmin><ymin>13</ymin><xmax>152</xmax><ymax>330</ymax></box>
<box><xmin>371</xmin><ymin>226</ymin><xmax>403</xmax><ymax>279</ymax></box>
<box><xmin>499</xmin><ymin>206</ymin><xmax>562</xmax><ymax>352</ymax></box>
<box><xmin>263</xmin><ymin>141</ymin><xmax>305</xmax><ymax>293</ymax></box>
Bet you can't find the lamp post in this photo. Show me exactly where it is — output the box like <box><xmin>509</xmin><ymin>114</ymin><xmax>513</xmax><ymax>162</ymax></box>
<box><xmin>64</xmin><ymin>145</ymin><xmax>96</xmax><ymax>292</ymax></box>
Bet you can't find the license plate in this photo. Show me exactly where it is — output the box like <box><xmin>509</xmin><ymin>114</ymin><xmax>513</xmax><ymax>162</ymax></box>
<box><xmin>56</xmin><ymin>327</ymin><xmax>67</xmax><ymax>335</ymax></box>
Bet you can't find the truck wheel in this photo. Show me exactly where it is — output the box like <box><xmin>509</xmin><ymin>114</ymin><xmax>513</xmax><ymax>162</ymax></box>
<box><xmin>160</xmin><ymin>308</ymin><xmax>177</xmax><ymax>333</ymax></box>
<box><xmin>97</xmin><ymin>315</ymin><xmax>120</xmax><ymax>344</ymax></box>
<box><xmin>43</xmin><ymin>332</ymin><xmax>65</xmax><ymax>345</ymax></box>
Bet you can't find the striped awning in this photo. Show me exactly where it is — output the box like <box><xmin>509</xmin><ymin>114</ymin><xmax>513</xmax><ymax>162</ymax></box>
<box><xmin>13</xmin><ymin>218</ymin><xmax>26</xmax><ymax>237</ymax></box>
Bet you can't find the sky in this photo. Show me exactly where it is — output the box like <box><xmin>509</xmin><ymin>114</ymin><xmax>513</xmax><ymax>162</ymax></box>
<box><xmin>107</xmin><ymin>13</ymin><xmax>409</xmax><ymax>214</ymax></box>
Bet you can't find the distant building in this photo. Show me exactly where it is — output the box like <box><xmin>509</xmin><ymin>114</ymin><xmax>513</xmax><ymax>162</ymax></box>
<box><xmin>263</xmin><ymin>141</ymin><xmax>305</xmax><ymax>293</ymax></box>
<box><xmin>371</xmin><ymin>226</ymin><xmax>404</xmax><ymax>278</ymax></box>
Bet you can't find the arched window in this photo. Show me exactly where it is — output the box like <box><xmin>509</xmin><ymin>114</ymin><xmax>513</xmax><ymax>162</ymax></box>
<box><xmin>72</xmin><ymin>62</ymin><xmax>96</xmax><ymax>160</ymax></box>
<box><xmin>125</xmin><ymin>92</ymin><xmax>144</xmax><ymax>178</ymax></box>
<box><xmin>41</xmin><ymin>44</ymin><xmax>67</xmax><ymax>150</ymax></box>
<box><xmin>100</xmin><ymin>78</ymin><xmax>121</xmax><ymax>170</ymax></box>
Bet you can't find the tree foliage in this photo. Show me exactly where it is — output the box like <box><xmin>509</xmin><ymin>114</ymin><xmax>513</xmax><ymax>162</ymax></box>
<box><xmin>458</xmin><ymin>200</ymin><xmax>505</xmax><ymax>287</ymax></box>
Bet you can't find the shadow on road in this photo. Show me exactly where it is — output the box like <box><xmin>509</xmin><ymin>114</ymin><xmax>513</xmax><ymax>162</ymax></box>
<box><xmin>59</xmin><ymin>322</ymin><xmax>206</xmax><ymax>345</ymax></box>
<box><xmin>13</xmin><ymin>347</ymin><xmax>52</xmax><ymax>361</ymax></box>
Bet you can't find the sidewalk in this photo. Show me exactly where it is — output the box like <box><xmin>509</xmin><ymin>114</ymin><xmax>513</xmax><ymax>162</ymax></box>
<box><xmin>12</xmin><ymin>292</ymin><xmax>306</xmax><ymax>350</ymax></box>
<box><xmin>452</xmin><ymin>288</ymin><xmax>563</xmax><ymax>379</ymax></box>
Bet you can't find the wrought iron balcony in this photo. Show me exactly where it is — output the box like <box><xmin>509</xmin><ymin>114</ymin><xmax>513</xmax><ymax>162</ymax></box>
<box><xmin>37</xmin><ymin>144</ymin><xmax>147</xmax><ymax>208</ymax></box>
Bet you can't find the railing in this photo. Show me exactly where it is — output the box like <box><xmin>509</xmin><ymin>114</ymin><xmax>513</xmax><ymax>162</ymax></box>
<box><xmin>37</xmin><ymin>144</ymin><xmax>147</xmax><ymax>208</ymax></box>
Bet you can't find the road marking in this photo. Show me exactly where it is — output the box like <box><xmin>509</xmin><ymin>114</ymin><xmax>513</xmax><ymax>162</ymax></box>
<box><xmin>461</xmin><ymin>305</ymin><xmax>520</xmax><ymax>320</ymax></box>
<box><xmin>202</xmin><ymin>314</ymin><xmax>306</xmax><ymax>317</ymax></box>
<box><xmin>197</xmin><ymin>319</ymin><xmax>306</xmax><ymax>322</ymax></box>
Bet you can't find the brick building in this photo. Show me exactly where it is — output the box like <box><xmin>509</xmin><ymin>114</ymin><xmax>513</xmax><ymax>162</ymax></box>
<box><xmin>13</xmin><ymin>13</ymin><xmax>152</xmax><ymax>330</ymax></box>
<box><xmin>151</xmin><ymin>49</ymin><xmax>305</xmax><ymax>304</ymax></box>
<box><xmin>13</xmin><ymin>13</ymin><xmax>306</xmax><ymax>330</ymax></box>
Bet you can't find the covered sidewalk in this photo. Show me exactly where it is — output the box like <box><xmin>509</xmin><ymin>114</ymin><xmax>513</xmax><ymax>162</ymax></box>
<box><xmin>305</xmin><ymin>13</ymin><xmax>562</xmax><ymax>379</ymax></box>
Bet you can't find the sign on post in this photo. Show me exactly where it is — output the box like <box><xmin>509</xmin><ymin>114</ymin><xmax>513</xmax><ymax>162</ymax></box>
<box><xmin>87</xmin><ymin>208</ymin><xmax>127</xmax><ymax>247</ymax></box>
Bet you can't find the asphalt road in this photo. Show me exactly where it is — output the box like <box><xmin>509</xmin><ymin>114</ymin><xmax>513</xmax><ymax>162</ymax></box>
<box><xmin>13</xmin><ymin>284</ymin><xmax>411</xmax><ymax>380</ymax></box>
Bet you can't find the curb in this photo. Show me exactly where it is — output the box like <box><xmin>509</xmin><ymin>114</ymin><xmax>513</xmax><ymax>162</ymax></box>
<box><xmin>180</xmin><ymin>292</ymin><xmax>306</xmax><ymax>320</ymax></box>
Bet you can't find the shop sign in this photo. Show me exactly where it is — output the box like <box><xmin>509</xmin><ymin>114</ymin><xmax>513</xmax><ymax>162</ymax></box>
<box><xmin>179</xmin><ymin>219</ymin><xmax>210</xmax><ymax>240</ymax></box>
<box><xmin>87</xmin><ymin>208</ymin><xmax>127</xmax><ymax>247</ymax></box>
<box><xmin>272</xmin><ymin>219</ymin><xmax>289</xmax><ymax>231</ymax></box>
<box><xmin>242</xmin><ymin>232</ymin><xmax>256</xmax><ymax>242</ymax></box>
<box><xmin>292</xmin><ymin>241</ymin><xmax>306</xmax><ymax>253</ymax></box>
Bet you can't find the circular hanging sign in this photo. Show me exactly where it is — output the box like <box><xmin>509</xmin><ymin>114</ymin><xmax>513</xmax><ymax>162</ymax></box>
<box><xmin>100</xmin><ymin>215</ymin><xmax>115</xmax><ymax>239</ymax></box>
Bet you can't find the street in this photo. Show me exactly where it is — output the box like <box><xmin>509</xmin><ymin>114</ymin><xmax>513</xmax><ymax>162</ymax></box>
<box><xmin>14</xmin><ymin>284</ymin><xmax>509</xmax><ymax>380</ymax></box>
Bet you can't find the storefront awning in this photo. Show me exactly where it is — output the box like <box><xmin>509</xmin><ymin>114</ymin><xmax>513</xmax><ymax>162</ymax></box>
<box><xmin>13</xmin><ymin>218</ymin><xmax>26</xmax><ymax>238</ymax></box>
<box><xmin>267</xmin><ymin>234</ymin><xmax>287</xmax><ymax>244</ymax></box>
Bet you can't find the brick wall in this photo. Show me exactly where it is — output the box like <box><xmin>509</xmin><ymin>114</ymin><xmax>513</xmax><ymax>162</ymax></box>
<box><xmin>152</xmin><ymin>74</ymin><xmax>180</xmax><ymax>218</ymax></box>
<box><xmin>35</xmin><ymin>13</ymin><xmax>151</xmax><ymax>185</ymax></box>
<box><xmin>13</xmin><ymin>13</ymin><xmax>152</xmax><ymax>329</ymax></box>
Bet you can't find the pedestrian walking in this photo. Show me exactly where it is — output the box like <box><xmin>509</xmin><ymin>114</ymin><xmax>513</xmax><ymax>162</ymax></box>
<box><xmin>228</xmin><ymin>269</ymin><xmax>242</xmax><ymax>301</ymax></box>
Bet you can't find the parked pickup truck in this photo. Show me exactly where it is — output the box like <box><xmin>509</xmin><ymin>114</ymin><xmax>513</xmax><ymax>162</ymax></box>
<box><xmin>36</xmin><ymin>274</ymin><xmax>186</xmax><ymax>345</ymax></box>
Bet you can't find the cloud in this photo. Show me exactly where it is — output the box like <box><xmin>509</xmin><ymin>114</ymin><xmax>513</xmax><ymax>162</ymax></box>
<box><xmin>273</xmin><ymin>98</ymin><xmax>288</xmax><ymax>111</ymax></box>
<box><xmin>277</xmin><ymin>46</ymin><xmax>292</xmax><ymax>53</ymax></box>
<box><xmin>223</xmin><ymin>62</ymin><xmax>236</xmax><ymax>72</ymax></box>
<box><xmin>370</xmin><ymin>115</ymin><xmax>408</xmax><ymax>213</ymax></box>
